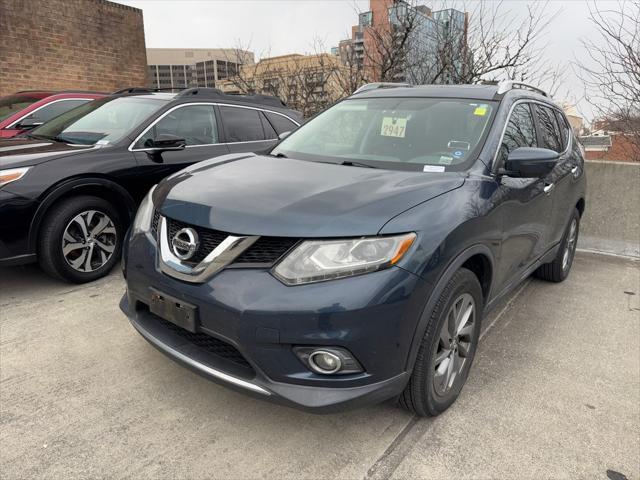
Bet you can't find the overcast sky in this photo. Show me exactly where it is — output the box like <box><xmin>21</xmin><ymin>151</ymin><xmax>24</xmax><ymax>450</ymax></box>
<box><xmin>118</xmin><ymin>0</ymin><xmax>623</xmax><ymax>122</ymax></box>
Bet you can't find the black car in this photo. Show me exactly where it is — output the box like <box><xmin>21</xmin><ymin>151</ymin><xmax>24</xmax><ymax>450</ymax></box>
<box><xmin>0</xmin><ymin>88</ymin><xmax>301</xmax><ymax>282</ymax></box>
<box><xmin>120</xmin><ymin>81</ymin><xmax>586</xmax><ymax>415</ymax></box>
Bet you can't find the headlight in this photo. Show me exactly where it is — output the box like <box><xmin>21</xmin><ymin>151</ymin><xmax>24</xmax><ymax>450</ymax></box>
<box><xmin>132</xmin><ymin>185</ymin><xmax>156</xmax><ymax>235</ymax></box>
<box><xmin>273</xmin><ymin>233</ymin><xmax>416</xmax><ymax>285</ymax></box>
<box><xmin>0</xmin><ymin>167</ymin><xmax>30</xmax><ymax>188</ymax></box>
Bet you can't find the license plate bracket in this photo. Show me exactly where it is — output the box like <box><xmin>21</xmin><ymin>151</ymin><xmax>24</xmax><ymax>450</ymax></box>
<box><xmin>149</xmin><ymin>288</ymin><xmax>198</xmax><ymax>333</ymax></box>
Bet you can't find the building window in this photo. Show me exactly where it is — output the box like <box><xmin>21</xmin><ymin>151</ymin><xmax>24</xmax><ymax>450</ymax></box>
<box><xmin>359</xmin><ymin>11</ymin><xmax>372</xmax><ymax>27</ymax></box>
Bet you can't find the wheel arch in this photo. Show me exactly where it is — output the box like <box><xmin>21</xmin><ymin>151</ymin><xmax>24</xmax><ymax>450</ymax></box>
<box><xmin>28</xmin><ymin>176</ymin><xmax>137</xmax><ymax>253</ymax></box>
<box><xmin>405</xmin><ymin>244</ymin><xmax>495</xmax><ymax>373</ymax></box>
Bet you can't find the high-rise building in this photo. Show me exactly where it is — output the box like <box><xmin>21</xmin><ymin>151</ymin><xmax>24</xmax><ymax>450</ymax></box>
<box><xmin>146</xmin><ymin>48</ymin><xmax>254</xmax><ymax>90</ymax></box>
<box><xmin>334</xmin><ymin>0</ymin><xmax>468</xmax><ymax>84</ymax></box>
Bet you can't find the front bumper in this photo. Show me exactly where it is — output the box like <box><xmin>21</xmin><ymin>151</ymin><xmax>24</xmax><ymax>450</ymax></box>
<box><xmin>121</xmin><ymin>231</ymin><xmax>430</xmax><ymax>412</ymax></box>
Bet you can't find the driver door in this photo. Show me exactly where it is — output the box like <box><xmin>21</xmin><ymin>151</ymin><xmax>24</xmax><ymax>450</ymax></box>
<box><xmin>493</xmin><ymin>102</ymin><xmax>555</xmax><ymax>291</ymax></box>
<box><xmin>132</xmin><ymin>104</ymin><xmax>229</xmax><ymax>191</ymax></box>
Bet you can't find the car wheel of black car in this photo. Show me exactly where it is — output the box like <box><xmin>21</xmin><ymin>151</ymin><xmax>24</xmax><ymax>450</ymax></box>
<box><xmin>38</xmin><ymin>196</ymin><xmax>122</xmax><ymax>283</ymax></box>
<box><xmin>534</xmin><ymin>208</ymin><xmax>580</xmax><ymax>283</ymax></box>
<box><xmin>400</xmin><ymin>268</ymin><xmax>483</xmax><ymax>416</ymax></box>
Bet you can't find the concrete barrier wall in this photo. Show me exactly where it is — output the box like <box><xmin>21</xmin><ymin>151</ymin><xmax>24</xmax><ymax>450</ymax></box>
<box><xmin>579</xmin><ymin>160</ymin><xmax>640</xmax><ymax>257</ymax></box>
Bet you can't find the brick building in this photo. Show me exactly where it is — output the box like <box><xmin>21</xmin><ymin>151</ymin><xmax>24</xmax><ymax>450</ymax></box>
<box><xmin>0</xmin><ymin>0</ymin><xmax>148</xmax><ymax>96</ymax></box>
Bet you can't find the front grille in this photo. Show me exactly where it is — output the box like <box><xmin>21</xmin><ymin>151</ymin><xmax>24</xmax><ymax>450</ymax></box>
<box><xmin>150</xmin><ymin>310</ymin><xmax>254</xmax><ymax>372</ymax></box>
<box><xmin>155</xmin><ymin>211</ymin><xmax>298</xmax><ymax>266</ymax></box>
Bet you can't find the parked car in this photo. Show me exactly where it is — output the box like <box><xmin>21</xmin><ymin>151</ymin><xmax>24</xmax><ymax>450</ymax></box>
<box><xmin>120</xmin><ymin>81</ymin><xmax>586</xmax><ymax>415</ymax></box>
<box><xmin>0</xmin><ymin>88</ymin><xmax>301</xmax><ymax>282</ymax></box>
<box><xmin>0</xmin><ymin>90</ymin><xmax>105</xmax><ymax>138</ymax></box>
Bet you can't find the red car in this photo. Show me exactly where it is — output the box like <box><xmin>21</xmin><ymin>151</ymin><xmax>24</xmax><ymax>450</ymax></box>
<box><xmin>0</xmin><ymin>90</ymin><xmax>106</xmax><ymax>138</ymax></box>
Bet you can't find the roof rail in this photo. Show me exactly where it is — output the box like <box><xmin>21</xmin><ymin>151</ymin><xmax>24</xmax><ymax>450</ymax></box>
<box><xmin>353</xmin><ymin>82</ymin><xmax>412</xmax><ymax>94</ymax></box>
<box><xmin>496</xmin><ymin>80</ymin><xmax>547</xmax><ymax>97</ymax></box>
<box><xmin>112</xmin><ymin>87</ymin><xmax>184</xmax><ymax>94</ymax></box>
<box><xmin>177</xmin><ymin>88</ymin><xmax>287</xmax><ymax>108</ymax></box>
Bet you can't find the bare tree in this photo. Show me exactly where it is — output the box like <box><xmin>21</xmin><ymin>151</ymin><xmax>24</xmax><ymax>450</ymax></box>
<box><xmin>343</xmin><ymin>0</ymin><xmax>561</xmax><ymax>94</ymax></box>
<box><xmin>222</xmin><ymin>40</ymin><xmax>344</xmax><ymax>117</ymax></box>
<box><xmin>577</xmin><ymin>0</ymin><xmax>640</xmax><ymax>160</ymax></box>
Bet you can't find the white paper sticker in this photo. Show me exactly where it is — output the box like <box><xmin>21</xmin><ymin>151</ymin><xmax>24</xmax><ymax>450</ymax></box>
<box><xmin>380</xmin><ymin>117</ymin><xmax>407</xmax><ymax>138</ymax></box>
<box><xmin>423</xmin><ymin>165</ymin><xmax>446</xmax><ymax>173</ymax></box>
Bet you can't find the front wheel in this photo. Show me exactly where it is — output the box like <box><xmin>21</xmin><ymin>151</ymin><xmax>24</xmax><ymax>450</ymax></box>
<box><xmin>399</xmin><ymin>268</ymin><xmax>483</xmax><ymax>416</ymax></box>
<box><xmin>38</xmin><ymin>196</ymin><xmax>123</xmax><ymax>283</ymax></box>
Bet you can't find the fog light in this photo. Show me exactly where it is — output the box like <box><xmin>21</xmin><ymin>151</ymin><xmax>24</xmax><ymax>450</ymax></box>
<box><xmin>309</xmin><ymin>350</ymin><xmax>342</xmax><ymax>374</ymax></box>
<box><xmin>293</xmin><ymin>346</ymin><xmax>364</xmax><ymax>375</ymax></box>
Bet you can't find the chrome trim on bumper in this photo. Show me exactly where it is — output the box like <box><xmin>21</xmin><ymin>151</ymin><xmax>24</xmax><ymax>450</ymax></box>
<box><xmin>130</xmin><ymin>316</ymin><xmax>271</xmax><ymax>396</ymax></box>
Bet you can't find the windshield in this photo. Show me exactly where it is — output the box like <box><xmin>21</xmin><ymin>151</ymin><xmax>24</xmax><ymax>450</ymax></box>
<box><xmin>272</xmin><ymin>97</ymin><xmax>496</xmax><ymax>171</ymax></box>
<box><xmin>30</xmin><ymin>96</ymin><xmax>166</xmax><ymax>145</ymax></box>
<box><xmin>0</xmin><ymin>95</ymin><xmax>42</xmax><ymax>122</ymax></box>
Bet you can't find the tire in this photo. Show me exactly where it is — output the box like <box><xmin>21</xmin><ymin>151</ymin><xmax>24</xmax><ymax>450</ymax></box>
<box><xmin>534</xmin><ymin>208</ymin><xmax>580</xmax><ymax>283</ymax></box>
<box><xmin>400</xmin><ymin>268</ymin><xmax>483</xmax><ymax>416</ymax></box>
<box><xmin>38</xmin><ymin>196</ymin><xmax>123</xmax><ymax>283</ymax></box>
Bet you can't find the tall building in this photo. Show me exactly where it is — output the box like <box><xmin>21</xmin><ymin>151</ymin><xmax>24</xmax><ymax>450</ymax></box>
<box><xmin>334</xmin><ymin>0</ymin><xmax>468</xmax><ymax>84</ymax></box>
<box><xmin>0</xmin><ymin>0</ymin><xmax>147</xmax><ymax>96</ymax></box>
<box><xmin>146</xmin><ymin>48</ymin><xmax>254</xmax><ymax>90</ymax></box>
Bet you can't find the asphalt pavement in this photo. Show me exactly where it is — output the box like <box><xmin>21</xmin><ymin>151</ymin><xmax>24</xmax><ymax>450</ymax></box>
<box><xmin>1</xmin><ymin>252</ymin><xmax>638</xmax><ymax>479</ymax></box>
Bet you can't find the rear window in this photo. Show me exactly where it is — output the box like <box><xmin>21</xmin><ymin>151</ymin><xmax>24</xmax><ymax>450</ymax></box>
<box><xmin>535</xmin><ymin>105</ymin><xmax>562</xmax><ymax>152</ymax></box>
<box><xmin>0</xmin><ymin>95</ymin><xmax>42</xmax><ymax>122</ymax></box>
<box><xmin>220</xmin><ymin>106</ymin><xmax>265</xmax><ymax>142</ymax></box>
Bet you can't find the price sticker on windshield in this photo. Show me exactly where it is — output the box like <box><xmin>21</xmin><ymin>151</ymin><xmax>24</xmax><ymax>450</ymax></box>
<box><xmin>380</xmin><ymin>117</ymin><xmax>407</xmax><ymax>138</ymax></box>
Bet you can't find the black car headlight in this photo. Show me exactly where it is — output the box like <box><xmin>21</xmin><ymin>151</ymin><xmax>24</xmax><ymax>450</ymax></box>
<box><xmin>272</xmin><ymin>233</ymin><xmax>416</xmax><ymax>285</ymax></box>
<box><xmin>0</xmin><ymin>167</ymin><xmax>30</xmax><ymax>188</ymax></box>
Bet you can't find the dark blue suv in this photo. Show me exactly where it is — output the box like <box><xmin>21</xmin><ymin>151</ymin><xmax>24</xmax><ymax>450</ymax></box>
<box><xmin>120</xmin><ymin>81</ymin><xmax>586</xmax><ymax>415</ymax></box>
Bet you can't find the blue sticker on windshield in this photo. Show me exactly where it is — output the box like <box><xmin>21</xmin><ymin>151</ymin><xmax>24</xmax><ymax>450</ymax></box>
<box><xmin>453</xmin><ymin>150</ymin><xmax>464</xmax><ymax>157</ymax></box>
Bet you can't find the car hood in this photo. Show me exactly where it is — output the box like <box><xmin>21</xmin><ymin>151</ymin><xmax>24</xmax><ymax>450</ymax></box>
<box><xmin>155</xmin><ymin>154</ymin><xmax>465</xmax><ymax>237</ymax></box>
<box><xmin>0</xmin><ymin>138</ymin><xmax>96</xmax><ymax>169</ymax></box>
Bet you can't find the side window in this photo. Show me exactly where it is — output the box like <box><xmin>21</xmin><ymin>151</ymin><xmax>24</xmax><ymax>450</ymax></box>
<box><xmin>535</xmin><ymin>105</ymin><xmax>562</xmax><ymax>152</ymax></box>
<box><xmin>260</xmin><ymin>111</ymin><xmax>277</xmax><ymax>140</ymax></box>
<box><xmin>136</xmin><ymin>105</ymin><xmax>218</xmax><ymax>148</ymax></box>
<box><xmin>264</xmin><ymin>111</ymin><xmax>298</xmax><ymax>135</ymax></box>
<box><xmin>219</xmin><ymin>106</ymin><xmax>265</xmax><ymax>142</ymax></box>
<box><xmin>499</xmin><ymin>103</ymin><xmax>537</xmax><ymax>164</ymax></box>
<box><xmin>23</xmin><ymin>99</ymin><xmax>89</xmax><ymax>124</ymax></box>
<box><xmin>555</xmin><ymin>110</ymin><xmax>571</xmax><ymax>151</ymax></box>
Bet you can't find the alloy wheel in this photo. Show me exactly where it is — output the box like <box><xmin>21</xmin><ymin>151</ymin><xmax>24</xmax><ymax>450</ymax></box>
<box><xmin>562</xmin><ymin>219</ymin><xmax>578</xmax><ymax>271</ymax></box>
<box><xmin>433</xmin><ymin>293</ymin><xmax>476</xmax><ymax>396</ymax></box>
<box><xmin>61</xmin><ymin>210</ymin><xmax>117</xmax><ymax>272</ymax></box>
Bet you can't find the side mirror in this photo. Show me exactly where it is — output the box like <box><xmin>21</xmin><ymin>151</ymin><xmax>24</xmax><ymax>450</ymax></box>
<box><xmin>16</xmin><ymin>117</ymin><xmax>44</xmax><ymax>130</ymax></box>
<box><xmin>145</xmin><ymin>133</ymin><xmax>186</xmax><ymax>152</ymax></box>
<box><xmin>501</xmin><ymin>147</ymin><xmax>559</xmax><ymax>178</ymax></box>
<box><xmin>278</xmin><ymin>131</ymin><xmax>291</xmax><ymax>140</ymax></box>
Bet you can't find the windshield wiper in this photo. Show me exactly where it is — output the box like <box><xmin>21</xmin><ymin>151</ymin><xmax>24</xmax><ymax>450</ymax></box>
<box><xmin>339</xmin><ymin>160</ymin><xmax>378</xmax><ymax>169</ymax></box>
<box><xmin>270</xmin><ymin>152</ymin><xmax>288</xmax><ymax>158</ymax></box>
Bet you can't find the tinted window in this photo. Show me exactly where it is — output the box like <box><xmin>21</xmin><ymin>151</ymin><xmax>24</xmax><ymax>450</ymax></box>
<box><xmin>260</xmin><ymin>112</ymin><xmax>277</xmax><ymax>139</ymax></box>
<box><xmin>24</xmin><ymin>99</ymin><xmax>89</xmax><ymax>124</ymax></box>
<box><xmin>555</xmin><ymin>110</ymin><xmax>571</xmax><ymax>150</ymax></box>
<box><xmin>535</xmin><ymin>105</ymin><xmax>562</xmax><ymax>152</ymax></box>
<box><xmin>137</xmin><ymin>105</ymin><xmax>218</xmax><ymax>147</ymax></box>
<box><xmin>498</xmin><ymin>103</ymin><xmax>537</xmax><ymax>164</ymax></box>
<box><xmin>0</xmin><ymin>95</ymin><xmax>43</xmax><ymax>122</ymax></box>
<box><xmin>220</xmin><ymin>106</ymin><xmax>265</xmax><ymax>142</ymax></box>
<box><xmin>264</xmin><ymin>111</ymin><xmax>298</xmax><ymax>135</ymax></box>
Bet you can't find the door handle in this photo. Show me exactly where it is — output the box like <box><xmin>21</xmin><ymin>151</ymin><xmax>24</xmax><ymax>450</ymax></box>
<box><xmin>544</xmin><ymin>183</ymin><xmax>555</xmax><ymax>195</ymax></box>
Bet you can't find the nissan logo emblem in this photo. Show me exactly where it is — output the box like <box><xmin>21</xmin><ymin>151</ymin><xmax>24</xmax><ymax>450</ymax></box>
<box><xmin>171</xmin><ymin>227</ymin><xmax>199</xmax><ymax>261</ymax></box>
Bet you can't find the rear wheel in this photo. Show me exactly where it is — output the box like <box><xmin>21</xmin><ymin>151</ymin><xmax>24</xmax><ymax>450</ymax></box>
<box><xmin>534</xmin><ymin>208</ymin><xmax>580</xmax><ymax>282</ymax></box>
<box><xmin>400</xmin><ymin>268</ymin><xmax>483</xmax><ymax>416</ymax></box>
<box><xmin>38</xmin><ymin>196</ymin><xmax>122</xmax><ymax>283</ymax></box>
